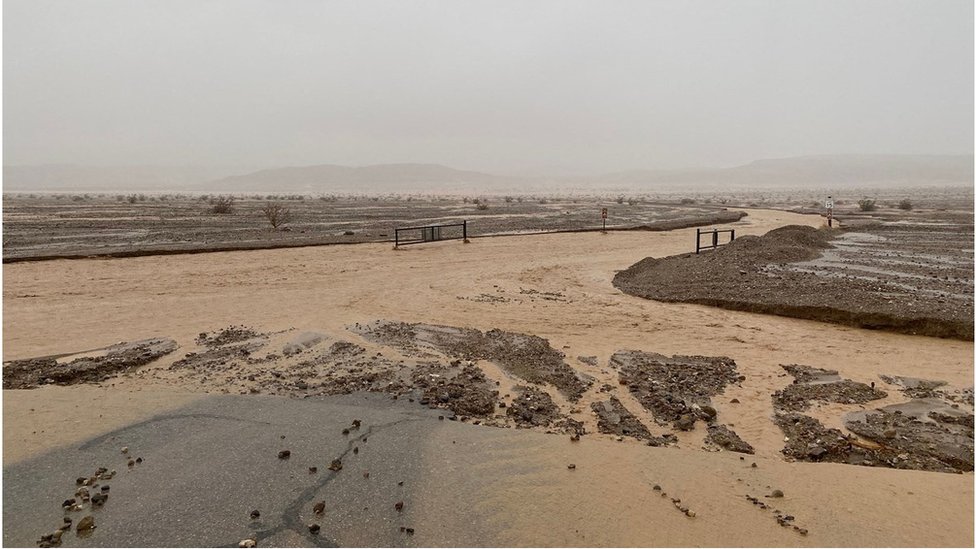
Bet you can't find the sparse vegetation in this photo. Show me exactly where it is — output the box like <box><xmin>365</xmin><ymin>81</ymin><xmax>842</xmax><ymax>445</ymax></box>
<box><xmin>898</xmin><ymin>199</ymin><xmax>913</xmax><ymax>211</ymax></box>
<box><xmin>261</xmin><ymin>201</ymin><xmax>293</xmax><ymax>230</ymax></box>
<box><xmin>858</xmin><ymin>198</ymin><xmax>877</xmax><ymax>212</ymax></box>
<box><xmin>476</xmin><ymin>202</ymin><xmax>489</xmax><ymax>210</ymax></box>
<box><xmin>616</xmin><ymin>196</ymin><xmax>625</xmax><ymax>204</ymax></box>
<box><xmin>680</xmin><ymin>198</ymin><xmax>696</xmax><ymax>204</ymax></box>
<box><xmin>209</xmin><ymin>195</ymin><xmax>235</xmax><ymax>214</ymax></box>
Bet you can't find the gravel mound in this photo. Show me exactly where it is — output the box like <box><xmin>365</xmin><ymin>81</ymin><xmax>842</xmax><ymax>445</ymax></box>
<box><xmin>613</xmin><ymin>224</ymin><xmax>973</xmax><ymax>339</ymax></box>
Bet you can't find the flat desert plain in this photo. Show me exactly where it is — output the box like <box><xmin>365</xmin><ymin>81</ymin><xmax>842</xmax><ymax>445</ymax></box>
<box><xmin>3</xmin><ymin>208</ymin><xmax>973</xmax><ymax>547</ymax></box>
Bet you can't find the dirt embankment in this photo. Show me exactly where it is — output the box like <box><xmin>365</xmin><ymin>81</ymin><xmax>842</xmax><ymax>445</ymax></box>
<box><xmin>613</xmin><ymin>224</ymin><xmax>974</xmax><ymax>339</ymax></box>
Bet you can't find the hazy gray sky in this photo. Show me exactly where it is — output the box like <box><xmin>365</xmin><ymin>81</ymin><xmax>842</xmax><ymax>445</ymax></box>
<box><xmin>3</xmin><ymin>0</ymin><xmax>973</xmax><ymax>175</ymax></box>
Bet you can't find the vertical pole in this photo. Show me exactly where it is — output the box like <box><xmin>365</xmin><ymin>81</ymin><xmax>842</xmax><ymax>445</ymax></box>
<box><xmin>463</xmin><ymin>220</ymin><xmax>468</xmax><ymax>242</ymax></box>
<box><xmin>730</xmin><ymin>229</ymin><xmax>735</xmax><ymax>242</ymax></box>
<box><xmin>712</xmin><ymin>230</ymin><xmax>718</xmax><ymax>249</ymax></box>
<box><xmin>696</xmin><ymin>228</ymin><xmax>700</xmax><ymax>254</ymax></box>
<box><xmin>395</xmin><ymin>229</ymin><xmax>399</xmax><ymax>248</ymax></box>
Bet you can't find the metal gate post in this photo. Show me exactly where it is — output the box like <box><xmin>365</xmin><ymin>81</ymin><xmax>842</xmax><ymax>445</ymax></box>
<box><xmin>696</xmin><ymin>228</ymin><xmax>701</xmax><ymax>254</ymax></box>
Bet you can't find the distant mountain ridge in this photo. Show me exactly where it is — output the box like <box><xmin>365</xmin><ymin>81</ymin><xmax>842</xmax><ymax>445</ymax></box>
<box><xmin>204</xmin><ymin>163</ymin><xmax>521</xmax><ymax>193</ymax></box>
<box><xmin>2</xmin><ymin>164</ymin><xmax>244</xmax><ymax>192</ymax></box>
<box><xmin>4</xmin><ymin>154</ymin><xmax>972</xmax><ymax>193</ymax></box>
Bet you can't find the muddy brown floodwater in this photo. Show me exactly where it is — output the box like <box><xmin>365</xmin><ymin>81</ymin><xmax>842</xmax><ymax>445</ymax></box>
<box><xmin>3</xmin><ymin>207</ymin><xmax>973</xmax><ymax>547</ymax></box>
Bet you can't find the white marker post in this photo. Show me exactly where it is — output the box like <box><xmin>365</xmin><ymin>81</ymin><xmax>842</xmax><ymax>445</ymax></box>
<box><xmin>601</xmin><ymin>207</ymin><xmax>608</xmax><ymax>233</ymax></box>
<box><xmin>825</xmin><ymin>196</ymin><xmax>834</xmax><ymax>227</ymax></box>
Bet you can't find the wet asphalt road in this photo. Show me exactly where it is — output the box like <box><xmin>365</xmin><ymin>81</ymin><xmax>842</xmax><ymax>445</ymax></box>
<box><xmin>3</xmin><ymin>393</ymin><xmax>469</xmax><ymax>547</ymax></box>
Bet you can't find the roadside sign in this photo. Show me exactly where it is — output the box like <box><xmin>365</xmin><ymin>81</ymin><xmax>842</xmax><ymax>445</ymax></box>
<box><xmin>601</xmin><ymin>208</ymin><xmax>608</xmax><ymax>219</ymax></box>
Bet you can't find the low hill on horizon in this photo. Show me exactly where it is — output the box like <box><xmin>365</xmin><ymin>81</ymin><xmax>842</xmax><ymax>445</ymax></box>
<box><xmin>4</xmin><ymin>154</ymin><xmax>971</xmax><ymax>193</ymax></box>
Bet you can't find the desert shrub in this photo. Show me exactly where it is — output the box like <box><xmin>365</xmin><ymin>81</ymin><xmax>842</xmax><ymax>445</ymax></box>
<box><xmin>627</xmin><ymin>197</ymin><xmax>638</xmax><ymax>206</ymax></box>
<box><xmin>261</xmin><ymin>201</ymin><xmax>293</xmax><ymax>230</ymax></box>
<box><xmin>517</xmin><ymin>196</ymin><xmax>524</xmax><ymax>203</ymax></box>
<box><xmin>857</xmin><ymin>198</ymin><xmax>877</xmax><ymax>212</ymax></box>
<box><xmin>71</xmin><ymin>195</ymin><xmax>86</xmax><ymax>202</ymax></box>
<box><xmin>616</xmin><ymin>196</ymin><xmax>625</xmax><ymax>204</ymax></box>
<box><xmin>680</xmin><ymin>198</ymin><xmax>696</xmax><ymax>204</ymax></box>
<box><xmin>504</xmin><ymin>196</ymin><xmax>514</xmax><ymax>203</ymax></box>
<box><xmin>126</xmin><ymin>194</ymin><xmax>138</xmax><ymax>204</ymax></box>
<box><xmin>209</xmin><ymin>195</ymin><xmax>235</xmax><ymax>214</ymax></box>
<box><xmin>897</xmin><ymin>199</ymin><xmax>913</xmax><ymax>211</ymax></box>
<box><xmin>476</xmin><ymin>201</ymin><xmax>489</xmax><ymax>210</ymax></box>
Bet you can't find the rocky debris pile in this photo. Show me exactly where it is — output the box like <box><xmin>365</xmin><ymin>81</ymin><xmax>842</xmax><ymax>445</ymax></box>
<box><xmin>357</xmin><ymin>321</ymin><xmax>592</xmax><ymax>400</ymax></box>
<box><xmin>196</xmin><ymin>326</ymin><xmax>261</xmax><ymax>348</ymax></box>
<box><xmin>773</xmin><ymin>364</ymin><xmax>886</xmax><ymax>412</ymax></box>
<box><xmin>947</xmin><ymin>387</ymin><xmax>975</xmax><ymax>407</ymax></box>
<box><xmin>417</xmin><ymin>364</ymin><xmax>498</xmax><ymax>417</ymax></box>
<box><xmin>775</xmin><ymin>413</ymin><xmax>865</xmax><ymax>464</ymax></box>
<box><xmin>844</xmin><ymin>408</ymin><xmax>974</xmax><ymax>473</ymax></box>
<box><xmin>612</xmin><ymin>350</ymin><xmax>741</xmax><ymax>430</ymax></box>
<box><xmin>781</xmin><ymin>364</ymin><xmax>840</xmax><ymax>384</ymax></box>
<box><xmin>880</xmin><ymin>375</ymin><xmax>948</xmax><ymax>400</ymax></box>
<box><xmin>590</xmin><ymin>397</ymin><xmax>660</xmax><ymax>442</ymax></box>
<box><xmin>4</xmin><ymin>338</ymin><xmax>178</xmax><ymax>389</ymax></box>
<box><xmin>705</xmin><ymin>424</ymin><xmax>755</xmax><ymax>454</ymax></box>
<box><xmin>774</xmin><ymin>381</ymin><xmax>886</xmax><ymax>412</ymax></box>
<box><xmin>776</xmin><ymin>406</ymin><xmax>974</xmax><ymax>473</ymax></box>
<box><xmin>170</xmin><ymin>339</ymin><xmax>266</xmax><ymax>371</ymax></box>
<box><xmin>353</xmin><ymin>321</ymin><xmax>432</xmax><ymax>357</ymax></box>
<box><xmin>577</xmin><ymin>356</ymin><xmax>598</xmax><ymax>367</ymax></box>
<box><xmin>312</xmin><ymin>341</ymin><xmax>367</xmax><ymax>362</ymax></box>
<box><xmin>505</xmin><ymin>385</ymin><xmax>580</xmax><ymax>434</ymax></box>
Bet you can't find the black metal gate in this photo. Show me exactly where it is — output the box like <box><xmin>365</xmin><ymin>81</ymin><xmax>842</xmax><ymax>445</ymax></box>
<box><xmin>395</xmin><ymin>221</ymin><xmax>467</xmax><ymax>248</ymax></box>
<box><xmin>695</xmin><ymin>228</ymin><xmax>735</xmax><ymax>254</ymax></box>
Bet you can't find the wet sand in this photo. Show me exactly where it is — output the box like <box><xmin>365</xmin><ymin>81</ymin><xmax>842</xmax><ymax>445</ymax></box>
<box><xmin>3</xmin><ymin>208</ymin><xmax>973</xmax><ymax>546</ymax></box>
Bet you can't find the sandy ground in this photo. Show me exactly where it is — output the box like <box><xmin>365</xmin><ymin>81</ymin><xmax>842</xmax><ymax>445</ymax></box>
<box><xmin>3</xmin><ymin>208</ymin><xmax>973</xmax><ymax>546</ymax></box>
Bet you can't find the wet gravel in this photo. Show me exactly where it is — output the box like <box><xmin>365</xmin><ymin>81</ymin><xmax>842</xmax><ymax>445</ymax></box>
<box><xmin>614</xmin><ymin>220</ymin><xmax>974</xmax><ymax>340</ymax></box>
<box><xmin>3</xmin><ymin>338</ymin><xmax>178</xmax><ymax>389</ymax></box>
<box><xmin>611</xmin><ymin>350</ymin><xmax>741</xmax><ymax>430</ymax></box>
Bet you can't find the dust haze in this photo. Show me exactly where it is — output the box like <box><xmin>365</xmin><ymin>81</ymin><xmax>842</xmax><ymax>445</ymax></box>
<box><xmin>3</xmin><ymin>0</ymin><xmax>973</xmax><ymax>191</ymax></box>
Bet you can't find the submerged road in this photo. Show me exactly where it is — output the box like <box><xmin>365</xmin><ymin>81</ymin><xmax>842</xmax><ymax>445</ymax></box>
<box><xmin>3</xmin><ymin>393</ymin><xmax>480</xmax><ymax>548</ymax></box>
